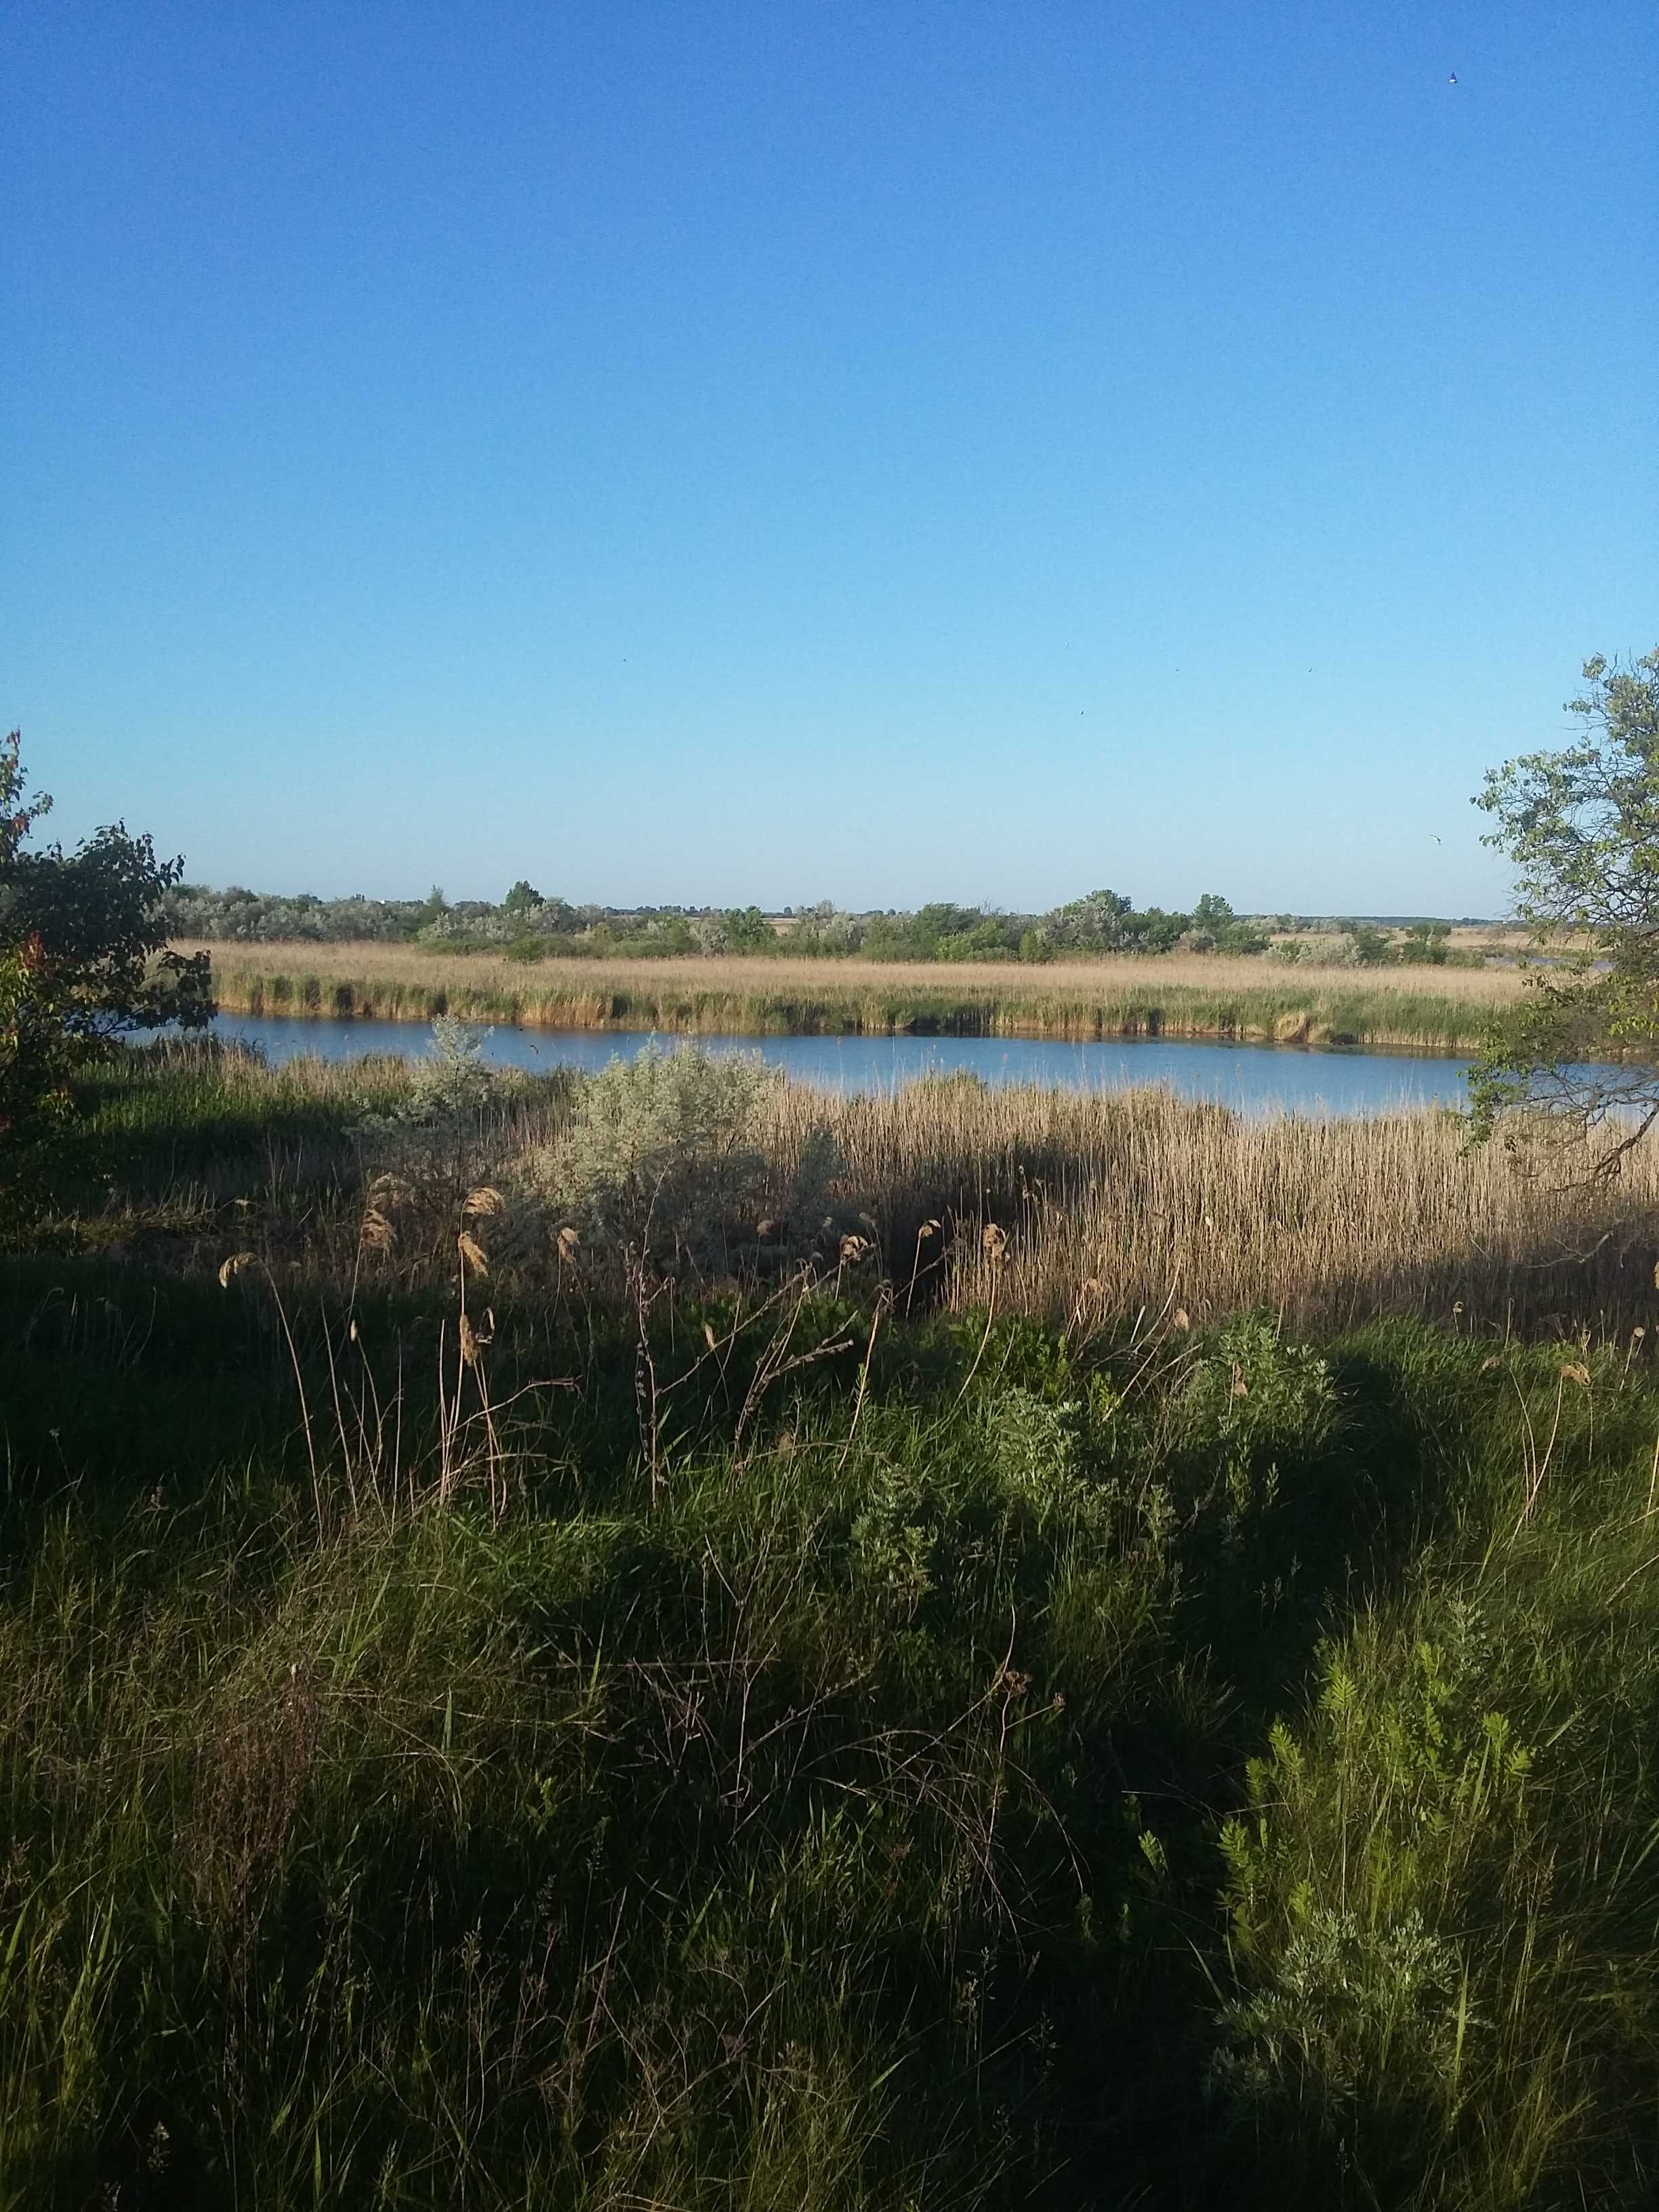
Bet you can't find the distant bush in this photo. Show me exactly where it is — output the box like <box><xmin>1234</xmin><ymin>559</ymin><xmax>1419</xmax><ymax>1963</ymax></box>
<box><xmin>785</xmin><ymin>901</ymin><xmax>866</xmax><ymax>955</ymax></box>
<box><xmin>862</xmin><ymin>903</ymin><xmax>1028</xmax><ymax>962</ymax></box>
<box><xmin>722</xmin><ymin>905</ymin><xmax>777</xmax><ymax>954</ymax></box>
<box><xmin>1341</xmin><ymin>924</ymin><xmax>1395</xmax><ymax>966</ymax></box>
<box><xmin>1397</xmin><ymin>921</ymin><xmax>1452</xmax><ymax>965</ymax></box>
<box><xmin>163</xmin><ymin>882</ymin><xmax>596</xmax><ymax>947</ymax></box>
<box><xmin>1187</xmin><ymin>894</ymin><xmax>1270</xmax><ymax>957</ymax></box>
<box><xmin>1032</xmin><ymin>888</ymin><xmax>1191</xmax><ymax>956</ymax></box>
<box><xmin>163</xmin><ymin>884</ymin><xmax>428</xmax><ymax>943</ymax></box>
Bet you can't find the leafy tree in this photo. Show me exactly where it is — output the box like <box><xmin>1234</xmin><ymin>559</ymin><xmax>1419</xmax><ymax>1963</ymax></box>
<box><xmin>398</xmin><ymin>883</ymin><xmax>449</xmax><ymax>939</ymax></box>
<box><xmin>1342</xmin><ymin>922</ymin><xmax>1393</xmax><ymax>967</ymax></box>
<box><xmin>909</xmin><ymin>903</ymin><xmax>982</xmax><ymax>957</ymax></box>
<box><xmin>1121</xmin><ymin>905</ymin><xmax>1191</xmax><ymax>954</ymax></box>
<box><xmin>722</xmin><ymin>905</ymin><xmax>776</xmax><ymax>954</ymax></box>
<box><xmin>1</xmin><ymin>730</ymin><xmax>213</xmax><ymax>1141</ymax></box>
<box><xmin>502</xmin><ymin>878</ymin><xmax>544</xmax><ymax>915</ymax></box>
<box><xmin>861</xmin><ymin>903</ymin><xmax>994</xmax><ymax>961</ymax></box>
<box><xmin>927</xmin><ymin>911</ymin><xmax>1021</xmax><ymax>960</ymax></box>
<box><xmin>1022</xmin><ymin>890</ymin><xmax>1193</xmax><ymax>960</ymax></box>
<box><xmin>1471</xmin><ymin>645</ymin><xmax>1659</xmax><ymax>1166</ymax></box>
<box><xmin>1189</xmin><ymin>894</ymin><xmax>1269</xmax><ymax>957</ymax></box>
<box><xmin>1190</xmin><ymin>892</ymin><xmax>1234</xmax><ymax>939</ymax></box>
<box><xmin>1039</xmin><ymin>888</ymin><xmax>1134</xmax><ymax>954</ymax></box>
<box><xmin>1397</xmin><ymin>920</ymin><xmax>1450</xmax><ymax>966</ymax></box>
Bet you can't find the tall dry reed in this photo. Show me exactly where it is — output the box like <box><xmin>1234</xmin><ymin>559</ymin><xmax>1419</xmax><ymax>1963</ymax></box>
<box><xmin>178</xmin><ymin>940</ymin><xmax>1525</xmax><ymax>1052</ymax></box>
<box><xmin>762</xmin><ymin>1080</ymin><xmax>1659</xmax><ymax>1338</ymax></box>
<box><xmin>113</xmin><ymin>1041</ymin><xmax>1658</xmax><ymax>1344</ymax></box>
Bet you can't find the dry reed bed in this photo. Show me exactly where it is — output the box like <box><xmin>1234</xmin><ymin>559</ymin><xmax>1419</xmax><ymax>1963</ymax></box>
<box><xmin>182</xmin><ymin>941</ymin><xmax>1524</xmax><ymax>1052</ymax></box>
<box><xmin>136</xmin><ymin>1043</ymin><xmax>1655</xmax><ymax>1342</ymax></box>
<box><xmin>762</xmin><ymin>1082</ymin><xmax>1659</xmax><ymax>1338</ymax></box>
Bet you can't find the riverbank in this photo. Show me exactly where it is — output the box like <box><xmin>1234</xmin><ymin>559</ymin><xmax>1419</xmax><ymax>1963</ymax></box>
<box><xmin>9</xmin><ymin>1040</ymin><xmax>1659</xmax><ymax>2205</ymax></box>
<box><xmin>181</xmin><ymin>940</ymin><xmax>1521</xmax><ymax>1054</ymax></box>
<box><xmin>47</xmin><ymin>1036</ymin><xmax>1659</xmax><ymax>1335</ymax></box>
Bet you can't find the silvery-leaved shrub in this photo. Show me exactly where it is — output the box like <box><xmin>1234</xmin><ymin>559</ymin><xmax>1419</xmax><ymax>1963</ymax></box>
<box><xmin>537</xmin><ymin>1042</ymin><xmax>844</xmax><ymax>1272</ymax></box>
<box><xmin>356</xmin><ymin>1014</ymin><xmax>525</xmax><ymax>1154</ymax></box>
<box><xmin>403</xmin><ymin>1015</ymin><xmax>505</xmax><ymax>1124</ymax></box>
<box><xmin>354</xmin><ymin>1018</ymin><xmax>537</xmax><ymax>1282</ymax></box>
<box><xmin>351</xmin><ymin>1015</ymin><xmax>512</xmax><ymax>1147</ymax></box>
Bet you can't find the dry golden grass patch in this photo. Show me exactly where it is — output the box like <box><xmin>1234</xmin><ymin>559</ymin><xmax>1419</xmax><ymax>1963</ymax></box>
<box><xmin>760</xmin><ymin>1080</ymin><xmax>1659</xmax><ymax>1338</ymax></box>
<box><xmin>131</xmin><ymin>1021</ymin><xmax>1649</xmax><ymax>1340</ymax></box>
<box><xmin>178</xmin><ymin>939</ymin><xmax>1527</xmax><ymax>1054</ymax></box>
<box><xmin>176</xmin><ymin>939</ymin><xmax>1527</xmax><ymax>1010</ymax></box>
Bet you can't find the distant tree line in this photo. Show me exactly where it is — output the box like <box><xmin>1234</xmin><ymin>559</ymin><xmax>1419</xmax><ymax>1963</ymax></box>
<box><xmin>161</xmin><ymin>880</ymin><xmax>1477</xmax><ymax>966</ymax></box>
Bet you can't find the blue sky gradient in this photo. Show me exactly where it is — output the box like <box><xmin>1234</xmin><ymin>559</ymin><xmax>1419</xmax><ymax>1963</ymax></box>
<box><xmin>7</xmin><ymin>1</ymin><xmax>1656</xmax><ymax>914</ymax></box>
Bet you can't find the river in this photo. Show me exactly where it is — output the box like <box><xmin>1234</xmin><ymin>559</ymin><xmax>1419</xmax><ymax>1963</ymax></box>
<box><xmin>204</xmin><ymin>1012</ymin><xmax>1502</xmax><ymax>1118</ymax></box>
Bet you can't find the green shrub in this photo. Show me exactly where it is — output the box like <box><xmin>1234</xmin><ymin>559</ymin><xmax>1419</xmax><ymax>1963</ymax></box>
<box><xmin>1184</xmin><ymin>1310</ymin><xmax>1336</xmax><ymax>1450</ymax></box>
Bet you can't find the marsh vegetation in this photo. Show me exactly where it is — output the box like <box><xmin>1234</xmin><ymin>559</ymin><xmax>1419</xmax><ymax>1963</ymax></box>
<box><xmin>7</xmin><ymin>1033</ymin><xmax>1659</xmax><ymax>2206</ymax></box>
<box><xmin>186</xmin><ymin>941</ymin><xmax>1525</xmax><ymax>1055</ymax></box>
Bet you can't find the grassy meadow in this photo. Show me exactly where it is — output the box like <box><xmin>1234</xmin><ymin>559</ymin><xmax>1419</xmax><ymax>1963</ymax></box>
<box><xmin>182</xmin><ymin>940</ymin><xmax>1528</xmax><ymax>1054</ymax></box>
<box><xmin>9</xmin><ymin>1035</ymin><xmax>1659</xmax><ymax>2207</ymax></box>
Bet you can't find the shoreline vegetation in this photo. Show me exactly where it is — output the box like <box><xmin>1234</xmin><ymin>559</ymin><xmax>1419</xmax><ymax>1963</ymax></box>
<box><xmin>69</xmin><ymin>1038</ymin><xmax>1659</xmax><ymax>1335</ymax></box>
<box><xmin>11</xmin><ymin>1038</ymin><xmax>1659</xmax><ymax>2203</ymax></box>
<box><xmin>182</xmin><ymin>941</ymin><xmax>1525</xmax><ymax>1055</ymax></box>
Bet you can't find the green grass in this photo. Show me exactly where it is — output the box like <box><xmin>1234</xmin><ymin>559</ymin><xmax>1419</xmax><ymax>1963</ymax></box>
<box><xmin>6</xmin><ymin>1048</ymin><xmax>1659</xmax><ymax>2206</ymax></box>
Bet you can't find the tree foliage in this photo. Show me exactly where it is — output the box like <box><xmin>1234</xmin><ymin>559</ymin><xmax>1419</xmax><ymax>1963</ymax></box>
<box><xmin>1471</xmin><ymin>648</ymin><xmax>1659</xmax><ymax>1167</ymax></box>
<box><xmin>1</xmin><ymin>731</ymin><xmax>213</xmax><ymax>1141</ymax></box>
<box><xmin>721</xmin><ymin>904</ymin><xmax>776</xmax><ymax>954</ymax></box>
<box><xmin>1035</xmin><ymin>887</ymin><xmax>1191</xmax><ymax>956</ymax></box>
<box><xmin>1189</xmin><ymin>893</ymin><xmax>1269</xmax><ymax>957</ymax></box>
<box><xmin>162</xmin><ymin>875</ymin><xmax>1287</xmax><ymax>966</ymax></box>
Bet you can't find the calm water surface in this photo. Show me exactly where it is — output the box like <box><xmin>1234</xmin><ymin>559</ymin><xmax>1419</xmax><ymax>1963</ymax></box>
<box><xmin>209</xmin><ymin>1012</ymin><xmax>1488</xmax><ymax>1119</ymax></box>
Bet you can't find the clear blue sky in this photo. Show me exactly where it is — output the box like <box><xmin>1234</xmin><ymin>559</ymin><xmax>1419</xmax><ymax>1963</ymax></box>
<box><xmin>7</xmin><ymin>1</ymin><xmax>1656</xmax><ymax>916</ymax></box>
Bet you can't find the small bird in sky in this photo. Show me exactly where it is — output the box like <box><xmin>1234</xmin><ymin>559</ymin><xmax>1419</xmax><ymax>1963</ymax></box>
<box><xmin>1448</xmin><ymin>72</ymin><xmax>1458</xmax><ymax>85</ymax></box>
<box><xmin>1432</xmin><ymin>835</ymin><xmax>1443</xmax><ymax>845</ymax></box>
